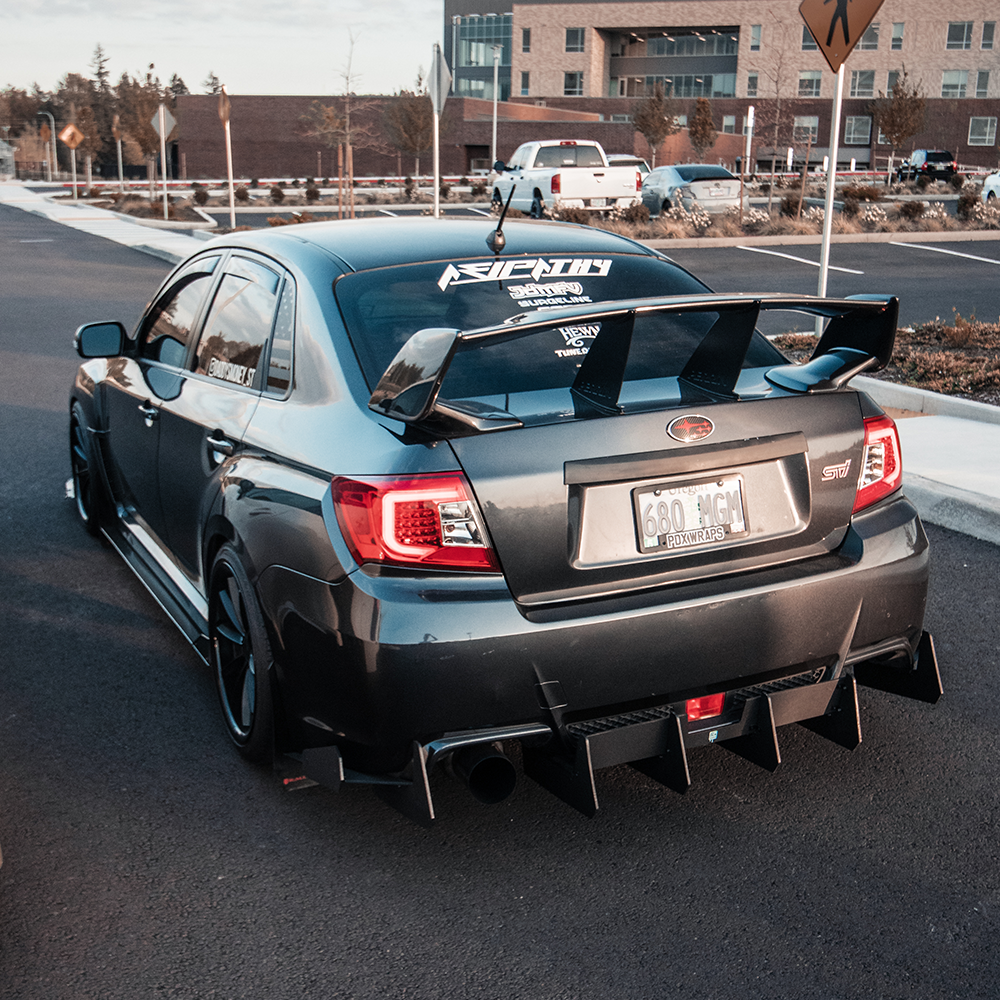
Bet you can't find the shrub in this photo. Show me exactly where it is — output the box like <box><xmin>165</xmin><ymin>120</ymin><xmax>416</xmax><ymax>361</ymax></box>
<box><xmin>842</xmin><ymin>196</ymin><xmax>860</xmax><ymax>217</ymax></box>
<box><xmin>234</xmin><ymin>185</ymin><xmax>250</xmax><ymax>202</ymax></box>
<box><xmin>779</xmin><ymin>194</ymin><xmax>800</xmax><ymax>217</ymax></box>
<box><xmin>403</xmin><ymin>176</ymin><xmax>415</xmax><ymax>201</ymax></box>
<box><xmin>841</xmin><ymin>184</ymin><xmax>881</xmax><ymax>202</ymax></box>
<box><xmin>471</xmin><ymin>182</ymin><xmax>487</xmax><ymax>197</ymax></box>
<box><xmin>270</xmin><ymin>185</ymin><xmax>285</xmax><ymax>203</ymax></box>
<box><xmin>250</xmin><ymin>178</ymin><xmax>259</xmax><ymax>188</ymax></box>
<box><xmin>194</xmin><ymin>188</ymin><xmax>209</xmax><ymax>206</ymax></box>
<box><xmin>553</xmin><ymin>205</ymin><xmax>591</xmax><ymax>225</ymax></box>
<box><xmin>949</xmin><ymin>173</ymin><xmax>965</xmax><ymax>192</ymax></box>
<box><xmin>899</xmin><ymin>200</ymin><xmax>926</xmax><ymax>220</ymax></box>
<box><xmin>439</xmin><ymin>184</ymin><xmax>451</xmax><ymax>200</ymax></box>
<box><xmin>916</xmin><ymin>175</ymin><xmax>931</xmax><ymax>191</ymax></box>
<box><xmin>619</xmin><ymin>201</ymin><xmax>650</xmax><ymax>224</ymax></box>
<box><xmin>956</xmin><ymin>189</ymin><xmax>979</xmax><ymax>220</ymax></box>
<box><xmin>267</xmin><ymin>211</ymin><xmax>315</xmax><ymax>227</ymax></box>
<box><xmin>305</xmin><ymin>185</ymin><xmax>321</xmax><ymax>203</ymax></box>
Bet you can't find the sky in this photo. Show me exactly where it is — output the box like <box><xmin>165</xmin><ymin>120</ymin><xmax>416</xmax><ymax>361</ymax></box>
<box><xmin>2</xmin><ymin>0</ymin><xmax>443</xmax><ymax>96</ymax></box>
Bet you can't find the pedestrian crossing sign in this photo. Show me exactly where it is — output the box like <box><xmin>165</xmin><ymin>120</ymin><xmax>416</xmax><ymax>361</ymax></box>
<box><xmin>799</xmin><ymin>0</ymin><xmax>886</xmax><ymax>73</ymax></box>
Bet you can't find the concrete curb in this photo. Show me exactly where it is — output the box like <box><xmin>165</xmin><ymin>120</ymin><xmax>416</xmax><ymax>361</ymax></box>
<box><xmin>646</xmin><ymin>229</ymin><xmax>1000</xmax><ymax>250</ymax></box>
<box><xmin>902</xmin><ymin>473</ymin><xmax>1000</xmax><ymax>547</ymax></box>
<box><xmin>852</xmin><ymin>376</ymin><xmax>1000</xmax><ymax>425</ymax></box>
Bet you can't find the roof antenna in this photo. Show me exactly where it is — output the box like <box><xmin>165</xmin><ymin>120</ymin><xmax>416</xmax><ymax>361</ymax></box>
<box><xmin>486</xmin><ymin>185</ymin><xmax>516</xmax><ymax>255</ymax></box>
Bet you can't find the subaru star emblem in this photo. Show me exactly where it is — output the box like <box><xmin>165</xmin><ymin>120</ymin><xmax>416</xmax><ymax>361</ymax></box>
<box><xmin>667</xmin><ymin>414</ymin><xmax>715</xmax><ymax>443</ymax></box>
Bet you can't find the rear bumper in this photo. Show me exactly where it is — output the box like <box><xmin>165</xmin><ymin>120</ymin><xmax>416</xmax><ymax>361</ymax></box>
<box><xmin>261</xmin><ymin>493</ymin><xmax>929</xmax><ymax>765</ymax></box>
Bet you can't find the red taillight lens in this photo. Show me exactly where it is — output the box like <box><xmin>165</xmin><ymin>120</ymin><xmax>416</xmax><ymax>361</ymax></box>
<box><xmin>551</xmin><ymin>172</ymin><xmax>561</xmax><ymax>195</ymax></box>
<box><xmin>853</xmin><ymin>415</ymin><xmax>903</xmax><ymax>512</ymax></box>
<box><xmin>331</xmin><ymin>473</ymin><xmax>500</xmax><ymax>572</ymax></box>
<box><xmin>636</xmin><ymin>170</ymin><xmax>642</xmax><ymax>191</ymax></box>
<box><xmin>686</xmin><ymin>693</ymin><xmax>725</xmax><ymax>721</ymax></box>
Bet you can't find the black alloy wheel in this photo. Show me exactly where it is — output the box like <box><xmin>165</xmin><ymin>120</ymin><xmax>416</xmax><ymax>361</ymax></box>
<box><xmin>491</xmin><ymin>189</ymin><xmax>503</xmax><ymax>213</ymax></box>
<box><xmin>70</xmin><ymin>402</ymin><xmax>100</xmax><ymax>536</ymax></box>
<box><xmin>209</xmin><ymin>545</ymin><xmax>275</xmax><ymax>762</ymax></box>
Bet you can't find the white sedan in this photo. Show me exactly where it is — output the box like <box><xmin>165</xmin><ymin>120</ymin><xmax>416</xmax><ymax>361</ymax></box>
<box><xmin>641</xmin><ymin>164</ymin><xmax>748</xmax><ymax>217</ymax></box>
<box><xmin>982</xmin><ymin>171</ymin><xmax>1000</xmax><ymax>204</ymax></box>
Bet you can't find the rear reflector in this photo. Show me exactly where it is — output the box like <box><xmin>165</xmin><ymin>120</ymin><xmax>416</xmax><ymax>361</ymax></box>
<box><xmin>686</xmin><ymin>693</ymin><xmax>725</xmax><ymax>721</ymax></box>
<box><xmin>332</xmin><ymin>473</ymin><xmax>500</xmax><ymax>572</ymax></box>
<box><xmin>853</xmin><ymin>415</ymin><xmax>902</xmax><ymax>512</ymax></box>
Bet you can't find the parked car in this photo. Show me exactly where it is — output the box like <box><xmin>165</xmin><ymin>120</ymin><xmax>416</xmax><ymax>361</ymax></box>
<box><xmin>70</xmin><ymin>217</ymin><xmax>940</xmax><ymax>823</ymax></box>
<box><xmin>982</xmin><ymin>170</ymin><xmax>1000</xmax><ymax>204</ymax></box>
<box><xmin>641</xmin><ymin>164</ymin><xmax>748</xmax><ymax>217</ymax></box>
<box><xmin>895</xmin><ymin>150</ymin><xmax>957</xmax><ymax>182</ymax></box>
<box><xmin>491</xmin><ymin>139</ymin><xmax>641</xmax><ymax>217</ymax></box>
<box><xmin>606</xmin><ymin>154</ymin><xmax>651</xmax><ymax>178</ymax></box>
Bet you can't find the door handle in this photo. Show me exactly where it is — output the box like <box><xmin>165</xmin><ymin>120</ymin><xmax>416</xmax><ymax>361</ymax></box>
<box><xmin>207</xmin><ymin>433</ymin><xmax>235</xmax><ymax>457</ymax></box>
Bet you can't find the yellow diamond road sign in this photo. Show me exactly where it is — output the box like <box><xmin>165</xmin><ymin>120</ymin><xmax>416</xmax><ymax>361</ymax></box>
<box><xmin>58</xmin><ymin>123</ymin><xmax>84</xmax><ymax>149</ymax></box>
<box><xmin>799</xmin><ymin>0</ymin><xmax>886</xmax><ymax>74</ymax></box>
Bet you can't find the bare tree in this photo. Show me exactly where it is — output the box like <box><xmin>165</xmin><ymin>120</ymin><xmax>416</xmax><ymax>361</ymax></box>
<box><xmin>688</xmin><ymin>97</ymin><xmax>718</xmax><ymax>160</ymax></box>
<box><xmin>869</xmin><ymin>66</ymin><xmax>927</xmax><ymax>182</ymax></box>
<box><xmin>631</xmin><ymin>83</ymin><xmax>680</xmax><ymax>167</ymax></box>
<box><xmin>382</xmin><ymin>83</ymin><xmax>434</xmax><ymax>179</ymax></box>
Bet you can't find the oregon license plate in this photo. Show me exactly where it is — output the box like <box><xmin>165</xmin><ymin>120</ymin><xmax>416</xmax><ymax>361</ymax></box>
<box><xmin>634</xmin><ymin>476</ymin><xmax>747</xmax><ymax>553</ymax></box>
<box><xmin>590</xmin><ymin>198</ymin><xmax>607</xmax><ymax>207</ymax></box>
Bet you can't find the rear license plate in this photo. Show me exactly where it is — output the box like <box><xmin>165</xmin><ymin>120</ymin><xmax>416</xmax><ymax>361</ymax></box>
<box><xmin>634</xmin><ymin>476</ymin><xmax>747</xmax><ymax>553</ymax></box>
<box><xmin>590</xmin><ymin>198</ymin><xmax>607</xmax><ymax>207</ymax></box>
<box><xmin>708</xmin><ymin>185</ymin><xmax>726</xmax><ymax>197</ymax></box>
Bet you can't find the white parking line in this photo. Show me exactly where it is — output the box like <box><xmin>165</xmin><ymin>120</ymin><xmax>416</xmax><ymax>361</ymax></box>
<box><xmin>737</xmin><ymin>245</ymin><xmax>864</xmax><ymax>274</ymax></box>
<box><xmin>889</xmin><ymin>242</ymin><xmax>1000</xmax><ymax>266</ymax></box>
<box><xmin>468</xmin><ymin>208</ymin><xmax>493</xmax><ymax>217</ymax></box>
<box><xmin>378</xmin><ymin>209</ymin><xmax>399</xmax><ymax>217</ymax></box>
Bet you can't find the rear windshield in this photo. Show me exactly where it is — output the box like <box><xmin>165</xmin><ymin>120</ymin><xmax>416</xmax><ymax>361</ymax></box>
<box><xmin>925</xmin><ymin>151</ymin><xmax>953</xmax><ymax>162</ymax></box>
<box><xmin>335</xmin><ymin>254</ymin><xmax>784</xmax><ymax>400</ymax></box>
<box><xmin>532</xmin><ymin>145</ymin><xmax>605</xmax><ymax>168</ymax></box>
<box><xmin>674</xmin><ymin>165</ymin><xmax>736</xmax><ymax>182</ymax></box>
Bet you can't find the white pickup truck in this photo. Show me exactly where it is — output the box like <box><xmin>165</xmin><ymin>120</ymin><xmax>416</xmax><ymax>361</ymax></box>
<box><xmin>491</xmin><ymin>140</ymin><xmax>642</xmax><ymax>218</ymax></box>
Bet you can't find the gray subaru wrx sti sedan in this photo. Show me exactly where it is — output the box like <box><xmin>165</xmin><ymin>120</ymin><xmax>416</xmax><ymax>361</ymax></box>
<box><xmin>69</xmin><ymin>217</ymin><xmax>941</xmax><ymax>823</ymax></box>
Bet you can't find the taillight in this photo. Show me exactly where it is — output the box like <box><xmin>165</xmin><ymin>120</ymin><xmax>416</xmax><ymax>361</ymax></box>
<box><xmin>331</xmin><ymin>473</ymin><xmax>500</xmax><ymax>572</ymax></box>
<box><xmin>551</xmin><ymin>173</ymin><xmax>561</xmax><ymax>194</ymax></box>
<box><xmin>686</xmin><ymin>693</ymin><xmax>725</xmax><ymax>721</ymax></box>
<box><xmin>853</xmin><ymin>415</ymin><xmax>902</xmax><ymax>512</ymax></box>
<box><xmin>636</xmin><ymin>170</ymin><xmax>642</xmax><ymax>191</ymax></box>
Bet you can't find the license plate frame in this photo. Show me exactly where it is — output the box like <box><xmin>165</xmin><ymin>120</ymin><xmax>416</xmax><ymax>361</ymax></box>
<box><xmin>590</xmin><ymin>198</ymin><xmax>607</xmax><ymax>208</ymax></box>
<box><xmin>633</xmin><ymin>475</ymin><xmax>748</xmax><ymax>554</ymax></box>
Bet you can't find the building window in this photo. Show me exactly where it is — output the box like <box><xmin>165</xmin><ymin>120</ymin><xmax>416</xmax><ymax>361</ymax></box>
<box><xmin>942</xmin><ymin>70</ymin><xmax>968</xmax><ymax>98</ymax></box>
<box><xmin>647</xmin><ymin>33</ymin><xmax>738</xmax><ymax>57</ymax></box>
<box><xmin>629</xmin><ymin>74</ymin><xmax>735</xmax><ymax>99</ymax></box>
<box><xmin>455</xmin><ymin>14</ymin><xmax>512</xmax><ymax>68</ymax></box>
<box><xmin>675</xmin><ymin>115</ymin><xmax>688</xmax><ymax>128</ymax></box>
<box><xmin>747</xmin><ymin>72</ymin><xmax>758</xmax><ymax>97</ymax></box>
<box><xmin>564</xmin><ymin>72</ymin><xmax>583</xmax><ymax>96</ymax></box>
<box><xmin>977</xmin><ymin>70</ymin><xmax>990</xmax><ymax>98</ymax></box>
<box><xmin>610</xmin><ymin>113</ymin><xmax>632</xmax><ymax>123</ymax></box>
<box><xmin>750</xmin><ymin>25</ymin><xmax>761</xmax><ymax>51</ymax></box>
<box><xmin>520</xmin><ymin>71</ymin><xmax>529</xmax><ymax>96</ymax></box>
<box><xmin>983</xmin><ymin>23</ymin><xmax>995</xmax><ymax>50</ymax></box>
<box><xmin>802</xmin><ymin>26</ymin><xmax>817</xmax><ymax>50</ymax></box>
<box><xmin>891</xmin><ymin>23</ymin><xmax>904</xmax><ymax>50</ymax></box>
<box><xmin>877</xmin><ymin>129</ymin><xmax>888</xmax><ymax>144</ymax></box>
<box><xmin>887</xmin><ymin>70</ymin><xmax>900</xmax><ymax>94</ymax></box>
<box><xmin>522</xmin><ymin>28</ymin><xmax>530</xmax><ymax>53</ymax></box>
<box><xmin>969</xmin><ymin>116</ymin><xmax>997</xmax><ymax>145</ymax></box>
<box><xmin>793</xmin><ymin>116</ymin><xmax>819</xmax><ymax>143</ymax></box>
<box><xmin>722</xmin><ymin>115</ymin><xmax>736</xmax><ymax>133</ymax></box>
<box><xmin>947</xmin><ymin>22</ymin><xmax>973</xmax><ymax>50</ymax></box>
<box><xmin>850</xmin><ymin>70</ymin><xmax>875</xmax><ymax>98</ymax></box>
<box><xmin>798</xmin><ymin>70</ymin><xmax>822</xmax><ymax>97</ymax></box>
<box><xmin>566</xmin><ymin>28</ymin><xmax>585</xmax><ymax>52</ymax></box>
<box><xmin>858</xmin><ymin>23</ymin><xmax>879</xmax><ymax>50</ymax></box>
<box><xmin>844</xmin><ymin>116</ymin><xmax>872</xmax><ymax>144</ymax></box>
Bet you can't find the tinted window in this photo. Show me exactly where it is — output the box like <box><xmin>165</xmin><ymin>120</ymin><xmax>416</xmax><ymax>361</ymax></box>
<box><xmin>195</xmin><ymin>256</ymin><xmax>280</xmax><ymax>390</ymax></box>
<box><xmin>674</xmin><ymin>165</ymin><xmax>736</xmax><ymax>182</ymax></box>
<box><xmin>335</xmin><ymin>255</ymin><xmax>783</xmax><ymax>399</ymax></box>
<box><xmin>533</xmin><ymin>145</ymin><xmax>604</xmax><ymax>168</ymax></box>
<box><xmin>140</xmin><ymin>256</ymin><xmax>220</xmax><ymax>367</ymax></box>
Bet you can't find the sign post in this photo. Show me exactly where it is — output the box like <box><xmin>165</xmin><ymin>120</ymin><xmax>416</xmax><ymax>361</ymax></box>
<box><xmin>799</xmin><ymin>0</ymin><xmax>885</xmax><ymax>330</ymax></box>
<box><xmin>218</xmin><ymin>87</ymin><xmax>236</xmax><ymax>229</ymax></box>
<box><xmin>428</xmin><ymin>43</ymin><xmax>452</xmax><ymax>219</ymax></box>
<box><xmin>58</xmin><ymin>123</ymin><xmax>84</xmax><ymax>200</ymax></box>
<box><xmin>151</xmin><ymin>104</ymin><xmax>177</xmax><ymax>220</ymax></box>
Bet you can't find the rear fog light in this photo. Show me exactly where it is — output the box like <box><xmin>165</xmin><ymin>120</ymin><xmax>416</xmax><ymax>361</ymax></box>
<box><xmin>686</xmin><ymin>693</ymin><xmax>725</xmax><ymax>721</ymax></box>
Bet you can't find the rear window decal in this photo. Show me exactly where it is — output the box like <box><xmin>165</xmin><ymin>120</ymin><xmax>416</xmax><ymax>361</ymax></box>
<box><xmin>207</xmin><ymin>358</ymin><xmax>257</xmax><ymax>387</ymax></box>
<box><xmin>437</xmin><ymin>257</ymin><xmax>612</xmax><ymax>290</ymax></box>
<box><xmin>555</xmin><ymin>324</ymin><xmax>600</xmax><ymax>357</ymax></box>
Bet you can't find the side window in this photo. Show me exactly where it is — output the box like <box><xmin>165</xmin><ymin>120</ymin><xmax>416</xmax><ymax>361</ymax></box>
<box><xmin>140</xmin><ymin>256</ymin><xmax>220</xmax><ymax>367</ymax></box>
<box><xmin>194</xmin><ymin>256</ymin><xmax>280</xmax><ymax>390</ymax></box>
<box><xmin>265</xmin><ymin>279</ymin><xmax>295</xmax><ymax>396</ymax></box>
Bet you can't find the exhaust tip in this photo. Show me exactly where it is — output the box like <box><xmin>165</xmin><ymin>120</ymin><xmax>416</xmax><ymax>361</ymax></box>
<box><xmin>452</xmin><ymin>742</ymin><xmax>517</xmax><ymax>805</ymax></box>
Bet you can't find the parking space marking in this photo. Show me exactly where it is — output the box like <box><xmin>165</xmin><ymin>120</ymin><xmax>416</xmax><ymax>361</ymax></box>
<box><xmin>889</xmin><ymin>242</ymin><xmax>1000</xmax><ymax>266</ymax></box>
<box><xmin>468</xmin><ymin>208</ymin><xmax>492</xmax><ymax>217</ymax></box>
<box><xmin>378</xmin><ymin>209</ymin><xmax>399</xmax><ymax>217</ymax></box>
<box><xmin>737</xmin><ymin>245</ymin><xmax>864</xmax><ymax>274</ymax></box>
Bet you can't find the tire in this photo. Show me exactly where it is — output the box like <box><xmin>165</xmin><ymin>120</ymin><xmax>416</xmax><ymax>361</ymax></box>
<box><xmin>529</xmin><ymin>196</ymin><xmax>545</xmax><ymax>219</ymax></box>
<box><xmin>491</xmin><ymin>189</ymin><xmax>503</xmax><ymax>213</ymax></box>
<box><xmin>988</xmin><ymin>191</ymin><xmax>997</xmax><ymax>203</ymax></box>
<box><xmin>661</xmin><ymin>199</ymin><xmax>672</xmax><ymax>215</ymax></box>
<box><xmin>209</xmin><ymin>545</ymin><xmax>276</xmax><ymax>763</ymax></box>
<box><xmin>69</xmin><ymin>401</ymin><xmax>101</xmax><ymax>536</ymax></box>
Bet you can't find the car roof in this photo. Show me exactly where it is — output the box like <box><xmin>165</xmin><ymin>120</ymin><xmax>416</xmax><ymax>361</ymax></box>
<box><xmin>207</xmin><ymin>217</ymin><xmax>656</xmax><ymax>272</ymax></box>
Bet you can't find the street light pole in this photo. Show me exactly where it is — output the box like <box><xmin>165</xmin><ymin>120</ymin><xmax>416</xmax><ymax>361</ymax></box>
<box><xmin>38</xmin><ymin>111</ymin><xmax>55</xmax><ymax>182</ymax></box>
<box><xmin>491</xmin><ymin>45</ymin><xmax>501</xmax><ymax>167</ymax></box>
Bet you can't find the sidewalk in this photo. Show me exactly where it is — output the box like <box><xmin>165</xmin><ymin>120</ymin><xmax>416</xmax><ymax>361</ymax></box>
<box><xmin>3</xmin><ymin>181</ymin><xmax>998</xmax><ymax>548</ymax></box>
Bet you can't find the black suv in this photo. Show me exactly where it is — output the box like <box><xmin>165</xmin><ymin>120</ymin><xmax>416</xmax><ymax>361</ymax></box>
<box><xmin>896</xmin><ymin>150</ymin><xmax>957</xmax><ymax>181</ymax></box>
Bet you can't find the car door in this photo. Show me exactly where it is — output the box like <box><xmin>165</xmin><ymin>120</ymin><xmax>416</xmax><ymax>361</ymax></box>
<box><xmin>102</xmin><ymin>254</ymin><xmax>222</xmax><ymax>549</ymax></box>
<box><xmin>155</xmin><ymin>253</ymin><xmax>284</xmax><ymax>584</ymax></box>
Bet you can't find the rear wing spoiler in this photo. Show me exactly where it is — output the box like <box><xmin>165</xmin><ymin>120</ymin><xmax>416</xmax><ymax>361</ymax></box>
<box><xmin>368</xmin><ymin>292</ymin><xmax>898</xmax><ymax>430</ymax></box>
